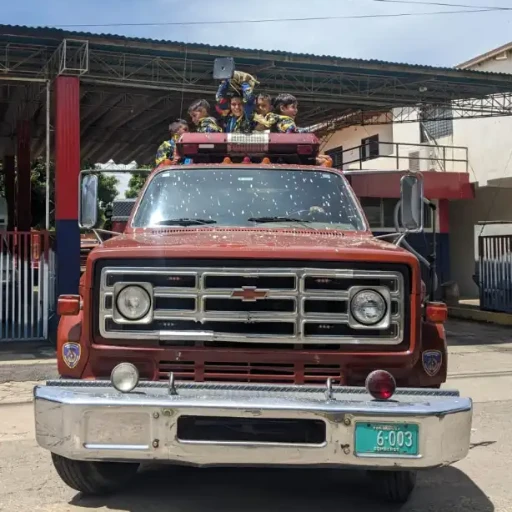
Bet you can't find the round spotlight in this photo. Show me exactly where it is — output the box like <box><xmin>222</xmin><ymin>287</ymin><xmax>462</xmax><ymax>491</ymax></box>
<box><xmin>350</xmin><ymin>289</ymin><xmax>387</xmax><ymax>326</ymax></box>
<box><xmin>365</xmin><ymin>370</ymin><xmax>396</xmax><ymax>400</ymax></box>
<box><xmin>111</xmin><ymin>362</ymin><xmax>140</xmax><ymax>393</ymax></box>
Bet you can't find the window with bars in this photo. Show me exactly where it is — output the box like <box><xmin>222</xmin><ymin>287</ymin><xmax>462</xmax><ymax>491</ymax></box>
<box><xmin>360</xmin><ymin>197</ymin><xmax>432</xmax><ymax>229</ymax></box>
<box><xmin>420</xmin><ymin>107</ymin><xmax>453</xmax><ymax>142</ymax></box>
<box><xmin>361</xmin><ymin>135</ymin><xmax>380</xmax><ymax>161</ymax></box>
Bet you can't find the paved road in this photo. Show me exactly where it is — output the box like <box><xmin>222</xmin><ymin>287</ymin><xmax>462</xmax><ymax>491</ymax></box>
<box><xmin>1</xmin><ymin>319</ymin><xmax>511</xmax><ymax>511</ymax></box>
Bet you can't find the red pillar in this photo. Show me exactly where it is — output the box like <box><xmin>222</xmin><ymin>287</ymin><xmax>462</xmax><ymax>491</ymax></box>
<box><xmin>3</xmin><ymin>155</ymin><xmax>15</xmax><ymax>231</ymax></box>
<box><xmin>16</xmin><ymin>120</ymin><xmax>31</xmax><ymax>231</ymax></box>
<box><xmin>55</xmin><ymin>76</ymin><xmax>81</xmax><ymax>296</ymax></box>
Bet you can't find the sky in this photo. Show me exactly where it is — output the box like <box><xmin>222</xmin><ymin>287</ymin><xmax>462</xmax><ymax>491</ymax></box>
<box><xmin>3</xmin><ymin>0</ymin><xmax>512</xmax><ymax>67</ymax></box>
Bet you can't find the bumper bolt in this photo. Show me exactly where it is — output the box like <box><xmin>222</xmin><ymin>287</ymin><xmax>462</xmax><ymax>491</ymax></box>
<box><xmin>343</xmin><ymin>417</ymin><xmax>351</xmax><ymax>426</ymax></box>
<box><xmin>343</xmin><ymin>446</ymin><xmax>350</xmax><ymax>455</ymax></box>
<box><xmin>153</xmin><ymin>412</ymin><xmax>159</xmax><ymax>419</ymax></box>
<box><xmin>152</xmin><ymin>439</ymin><xmax>159</xmax><ymax>448</ymax></box>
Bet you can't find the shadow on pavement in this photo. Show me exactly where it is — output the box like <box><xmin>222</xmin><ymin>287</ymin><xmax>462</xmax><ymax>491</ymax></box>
<box><xmin>446</xmin><ymin>319</ymin><xmax>512</xmax><ymax>347</ymax></box>
<box><xmin>70</xmin><ymin>465</ymin><xmax>494</xmax><ymax>512</ymax></box>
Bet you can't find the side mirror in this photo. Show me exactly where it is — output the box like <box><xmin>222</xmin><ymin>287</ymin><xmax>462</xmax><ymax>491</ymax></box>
<box><xmin>213</xmin><ymin>57</ymin><xmax>235</xmax><ymax>80</ymax></box>
<box><xmin>400</xmin><ymin>173</ymin><xmax>424</xmax><ymax>233</ymax></box>
<box><xmin>79</xmin><ymin>173</ymin><xmax>99</xmax><ymax>229</ymax></box>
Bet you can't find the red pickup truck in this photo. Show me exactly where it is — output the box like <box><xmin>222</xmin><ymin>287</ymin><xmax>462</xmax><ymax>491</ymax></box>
<box><xmin>34</xmin><ymin>132</ymin><xmax>472</xmax><ymax>504</ymax></box>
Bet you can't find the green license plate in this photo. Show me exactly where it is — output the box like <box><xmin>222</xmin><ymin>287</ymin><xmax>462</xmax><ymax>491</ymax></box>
<box><xmin>355</xmin><ymin>422</ymin><xmax>419</xmax><ymax>456</ymax></box>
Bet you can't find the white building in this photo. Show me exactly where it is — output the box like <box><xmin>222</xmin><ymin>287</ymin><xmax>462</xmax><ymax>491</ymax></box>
<box><xmin>321</xmin><ymin>43</ymin><xmax>512</xmax><ymax>299</ymax></box>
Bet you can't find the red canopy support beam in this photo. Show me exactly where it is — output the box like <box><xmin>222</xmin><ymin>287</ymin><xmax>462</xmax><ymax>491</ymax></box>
<box><xmin>16</xmin><ymin>120</ymin><xmax>31</xmax><ymax>231</ymax></box>
<box><xmin>55</xmin><ymin>76</ymin><xmax>81</xmax><ymax>297</ymax></box>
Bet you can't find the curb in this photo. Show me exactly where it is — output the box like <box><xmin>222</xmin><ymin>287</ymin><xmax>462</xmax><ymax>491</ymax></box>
<box><xmin>448</xmin><ymin>306</ymin><xmax>512</xmax><ymax>326</ymax></box>
<box><xmin>0</xmin><ymin>361</ymin><xmax>58</xmax><ymax>384</ymax></box>
<box><xmin>0</xmin><ymin>358</ymin><xmax>57</xmax><ymax>367</ymax></box>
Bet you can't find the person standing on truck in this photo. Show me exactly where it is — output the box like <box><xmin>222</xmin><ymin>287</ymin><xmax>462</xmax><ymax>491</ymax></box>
<box><xmin>155</xmin><ymin>119</ymin><xmax>189</xmax><ymax>166</ymax></box>
<box><xmin>215</xmin><ymin>70</ymin><xmax>257</xmax><ymax>133</ymax></box>
<box><xmin>187</xmin><ymin>99</ymin><xmax>223</xmax><ymax>133</ymax></box>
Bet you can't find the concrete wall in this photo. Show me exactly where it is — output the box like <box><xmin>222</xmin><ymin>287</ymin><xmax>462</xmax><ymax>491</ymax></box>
<box><xmin>323</xmin><ymin>118</ymin><xmax>393</xmax><ymax>156</ymax></box>
<box><xmin>452</xmin><ymin>115</ymin><xmax>512</xmax><ymax>186</ymax></box>
<box><xmin>449</xmin><ymin>187</ymin><xmax>512</xmax><ymax>298</ymax></box>
<box><xmin>322</xmin><ymin>109</ymin><xmax>464</xmax><ymax>172</ymax></box>
<box><xmin>453</xmin><ymin>54</ymin><xmax>512</xmax><ymax>186</ymax></box>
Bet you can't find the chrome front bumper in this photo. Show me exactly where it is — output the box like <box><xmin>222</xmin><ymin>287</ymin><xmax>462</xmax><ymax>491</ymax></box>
<box><xmin>34</xmin><ymin>380</ymin><xmax>472</xmax><ymax>470</ymax></box>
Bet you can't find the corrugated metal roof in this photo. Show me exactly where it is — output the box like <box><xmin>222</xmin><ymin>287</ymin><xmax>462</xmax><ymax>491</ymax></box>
<box><xmin>2</xmin><ymin>23</ymin><xmax>512</xmax><ymax>79</ymax></box>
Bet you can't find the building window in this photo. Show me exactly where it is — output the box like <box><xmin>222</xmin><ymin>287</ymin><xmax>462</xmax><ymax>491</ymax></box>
<box><xmin>326</xmin><ymin>145</ymin><xmax>343</xmax><ymax>168</ymax></box>
<box><xmin>419</xmin><ymin>106</ymin><xmax>453</xmax><ymax>142</ymax></box>
<box><xmin>360</xmin><ymin>198</ymin><xmax>432</xmax><ymax>230</ymax></box>
<box><xmin>361</xmin><ymin>135</ymin><xmax>379</xmax><ymax>161</ymax></box>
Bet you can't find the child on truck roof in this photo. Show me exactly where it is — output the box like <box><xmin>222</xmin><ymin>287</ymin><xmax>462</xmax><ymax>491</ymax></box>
<box><xmin>253</xmin><ymin>93</ymin><xmax>273</xmax><ymax>132</ymax></box>
<box><xmin>215</xmin><ymin>70</ymin><xmax>257</xmax><ymax>133</ymax></box>
<box><xmin>187</xmin><ymin>99</ymin><xmax>223</xmax><ymax>133</ymax></box>
<box><xmin>254</xmin><ymin>93</ymin><xmax>308</xmax><ymax>134</ymax></box>
<box><xmin>155</xmin><ymin>119</ymin><xmax>189</xmax><ymax>166</ymax></box>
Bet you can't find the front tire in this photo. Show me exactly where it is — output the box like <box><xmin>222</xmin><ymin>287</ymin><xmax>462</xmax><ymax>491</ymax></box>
<box><xmin>51</xmin><ymin>453</ymin><xmax>139</xmax><ymax>495</ymax></box>
<box><xmin>368</xmin><ymin>470</ymin><xmax>417</xmax><ymax>503</ymax></box>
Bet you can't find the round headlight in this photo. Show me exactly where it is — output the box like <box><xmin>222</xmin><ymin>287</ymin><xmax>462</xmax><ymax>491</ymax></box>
<box><xmin>116</xmin><ymin>285</ymin><xmax>151</xmax><ymax>320</ymax></box>
<box><xmin>350</xmin><ymin>289</ymin><xmax>387</xmax><ymax>326</ymax></box>
<box><xmin>111</xmin><ymin>362</ymin><xmax>140</xmax><ymax>393</ymax></box>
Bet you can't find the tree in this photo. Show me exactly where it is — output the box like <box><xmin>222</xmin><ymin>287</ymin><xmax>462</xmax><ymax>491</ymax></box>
<box><xmin>125</xmin><ymin>172</ymin><xmax>147</xmax><ymax>199</ymax></box>
<box><xmin>125</xmin><ymin>165</ymin><xmax>152</xmax><ymax>199</ymax></box>
<box><xmin>98</xmin><ymin>174</ymin><xmax>120</xmax><ymax>206</ymax></box>
<box><xmin>30</xmin><ymin>158</ymin><xmax>54</xmax><ymax>229</ymax></box>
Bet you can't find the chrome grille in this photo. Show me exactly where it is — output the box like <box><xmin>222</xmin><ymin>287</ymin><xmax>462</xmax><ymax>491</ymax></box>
<box><xmin>99</xmin><ymin>267</ymin><xmax>404</xmax><ymax>345</ymax></box>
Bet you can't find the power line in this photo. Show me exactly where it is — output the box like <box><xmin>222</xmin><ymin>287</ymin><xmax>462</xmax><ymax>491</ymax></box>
<box><xmin>371</xmin><ymin>0</ymin><xmax>512</xmax><ymax>10</ymax></box>
<box><xmin>42</xmin><ymin>8</ymin><xmax>504</xmax><ymax>29</ymax></box>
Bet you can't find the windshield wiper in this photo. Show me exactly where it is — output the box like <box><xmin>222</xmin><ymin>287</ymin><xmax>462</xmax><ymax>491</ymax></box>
<box><xmin>154</xmin><ymin>218</ymin><xmax>217</xmax><ymax>226</ymax></box>
<box><xmin>248</xmin><ymin>216</ymin><xmax>312</xmax><ymax>224</ymax></box>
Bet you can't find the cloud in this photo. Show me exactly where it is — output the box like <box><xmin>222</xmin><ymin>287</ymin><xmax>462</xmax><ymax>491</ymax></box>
<box><xmin>2</xmin><ymin>0</ymin><xmax>512</xmax><ymax>66</ymax></box>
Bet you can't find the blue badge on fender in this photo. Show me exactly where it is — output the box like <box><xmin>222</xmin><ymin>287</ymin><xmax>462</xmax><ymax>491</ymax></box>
<box><xmin>422</xmin><ymin>350</ymin><xmax>442</xmax><ymax>377</ymax></box>
<box><xmin>63</xmin><ymin>342</ymin><xmax>81</xmax><ymax>369</ymax></box>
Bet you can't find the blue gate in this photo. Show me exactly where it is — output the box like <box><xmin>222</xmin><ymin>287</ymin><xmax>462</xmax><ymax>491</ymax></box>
<box><xmin>478</xmin><ymin>233</ymin><xmax>512</xmax><ymax>313</ymax></box>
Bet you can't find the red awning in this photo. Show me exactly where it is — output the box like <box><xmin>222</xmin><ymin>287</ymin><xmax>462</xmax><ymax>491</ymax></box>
<box><xmin>347</xmin><ymin>171</ymin><xmax>473</xmax><ymax>200</ymax></box>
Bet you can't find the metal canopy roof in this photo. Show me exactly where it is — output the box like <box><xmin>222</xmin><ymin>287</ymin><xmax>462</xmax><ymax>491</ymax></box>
<box><xmin>1</xmin><ymin>24</ymin><xmax>512</xmax><ymax>164</ymax></box>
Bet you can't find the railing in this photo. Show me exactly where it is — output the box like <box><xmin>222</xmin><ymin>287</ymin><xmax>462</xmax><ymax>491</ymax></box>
<box><xmin>334</xmin><ymin>141</ymin><xmax>469</xmax><ymax>173</ymax></box>
<box><xmin>0</xmin><ymin>230</ymin><xmax>56</xmax><ymax>342</ymax></box>
<box><xmin>478</xmin><ymin>231</ymin><xmax>512</xmax><ymax>314</ymax></box>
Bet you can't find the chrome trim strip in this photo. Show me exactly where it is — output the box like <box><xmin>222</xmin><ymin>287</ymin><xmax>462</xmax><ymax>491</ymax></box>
<box><xmin>99</xmin><ymin>267</ymin><xmax>405</xmax><ymax>345</ymax></box>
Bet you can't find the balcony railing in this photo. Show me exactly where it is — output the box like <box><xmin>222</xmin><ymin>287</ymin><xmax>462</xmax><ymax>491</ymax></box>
<box><xmin>332</xmin><ymin>141</ymin><xmax>469</xmax><ymax>173</ymax></box>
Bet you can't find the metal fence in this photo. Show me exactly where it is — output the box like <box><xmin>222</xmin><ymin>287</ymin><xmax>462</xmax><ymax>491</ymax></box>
<box><xmin>0</xmin><ymin>230</ymin><xmax>56</xmax><ymax>342</ymax></box>
<box><xmin>478</xmin><ymin>234</ymin><xmax>512</xmax><ymax>314</ymax></box>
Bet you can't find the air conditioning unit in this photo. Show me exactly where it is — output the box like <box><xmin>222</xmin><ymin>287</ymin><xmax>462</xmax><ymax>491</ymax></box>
<box><xmin>408</xmin><ymin>151</ymin><xmax>420</xmax><ymax>172</ymax></box>
<box><xmin>408</xmin><ymin>147</ymin><xmax>443</xmax><ymax>172</ymax></box>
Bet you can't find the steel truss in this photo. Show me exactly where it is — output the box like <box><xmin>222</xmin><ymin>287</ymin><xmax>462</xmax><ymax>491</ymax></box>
<box><xmin>2</xmin><ymin>33</ymin><xmax>512</xmax><ymax>163</ymax></box>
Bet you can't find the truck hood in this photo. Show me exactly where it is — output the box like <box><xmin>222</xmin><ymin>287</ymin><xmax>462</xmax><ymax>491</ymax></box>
<box><xmin>90</xmin><ymin>228</ymin><xmax>418</xmax><ymax>267</ymax></box>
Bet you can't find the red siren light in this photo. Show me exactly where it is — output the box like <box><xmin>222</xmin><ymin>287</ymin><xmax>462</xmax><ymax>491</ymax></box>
<box><xmin>365</xmin><ymin>370</ymin><xmax>397</xmax><ymax>400</ymax></box>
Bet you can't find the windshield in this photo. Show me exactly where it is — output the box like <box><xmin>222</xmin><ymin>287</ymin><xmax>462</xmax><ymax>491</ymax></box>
<box><xmin>132</xmin><ymin>168</ymin><xmax>367</xmax><ymax>231</ymax></box>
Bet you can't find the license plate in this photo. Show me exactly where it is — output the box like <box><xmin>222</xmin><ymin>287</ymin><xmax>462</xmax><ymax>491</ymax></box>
<box><xmin>354</xmin><ymin>422</ymin><xmax>419</xmax><ymax>456</ymax></box>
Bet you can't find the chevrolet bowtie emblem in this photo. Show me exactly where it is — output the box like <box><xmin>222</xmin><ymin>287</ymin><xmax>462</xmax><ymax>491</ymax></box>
<box><xmin>231</xmin><ymin>286</ymin><xmax>269</xmax><ymax>301</ymax></box>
